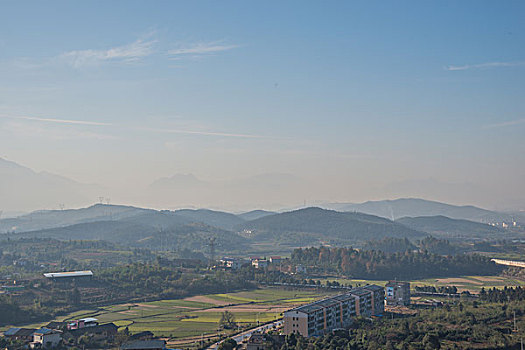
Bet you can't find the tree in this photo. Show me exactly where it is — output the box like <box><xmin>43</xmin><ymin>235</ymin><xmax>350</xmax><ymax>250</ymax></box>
<box><xmin>218</xmin><ymin>338</ymin><xmax>237</xmax><ymax>350</ymax></box>
<box><xmin>219</xmin><ymin>311</ymin><xmax>236</xmax><ymax>329</ymax></box>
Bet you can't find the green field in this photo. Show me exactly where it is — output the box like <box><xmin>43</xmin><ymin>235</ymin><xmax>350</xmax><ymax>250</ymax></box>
<box><xmin>3</xmin><ymin>287</ymin><xmax>332</xmax><ymax>347</ymax></box>
<box><xmin>319</xmin><ymin>275</ymin><xmax>525</xmax><ymax>293</ymax></box>
<box><xmin>6</xmin><ymin>276</ymin><xmax>523</xmax><ymax>347</ymax></box>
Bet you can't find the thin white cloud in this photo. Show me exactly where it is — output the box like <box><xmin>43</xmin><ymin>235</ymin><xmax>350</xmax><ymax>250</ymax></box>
<box><xmin>168</xmin><ymin>42</ymin><xmax>238</xmax><ymax>58</ymax></box>
<box><xmin>445</xmin><ymin>61</ymin><xmax>525</xmax><ymax>71</ymax></box>
<box><xmin>1</xmin><ymin>115</ymin><xmax>111</xmax><ymax>126</ymax></box>
<box><xmin>484</xmin><ymin>118</ymin><xmax>525</xmax><ymax>129</ymax></box>
<box><xmin>1</xmin><ymin>114</ymin><xmax>271</xmax><ymax>140</ymax></box>
<box><xmin>60</xmin><ymin>38</ymin><xmax>156</xmax><ymax>68</ymax></box>
<box><xmin>3</xmin><ymin>120</ymin><xmax>118</xmax><ymax>140</ymax></box>
<box><xmin>137</xmin><ymin>126</ymin><xmax>267</xmax><ymax>139</ymax></box>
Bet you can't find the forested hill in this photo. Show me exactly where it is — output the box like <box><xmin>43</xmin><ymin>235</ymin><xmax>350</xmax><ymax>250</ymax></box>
<box><xmin>238</xmin><ymin>207</ymin><xmax>426</xmax><ymax>245</ymax></box>
<box><xmin>326</xmin><ymin>198</ymin><xmax>513</xmax><ymax>223</ymax></box>
<box><xmin>397</xmin><ymin>215</ymin><xmax>505</xmax><ymax>239</ymax></box>
<box><xmin>291</xmin><ymin>246</ymin><xmax>503</xmax><ymax>280</ymax></box>
<box><xmin>0</xmin><ymin>204</ymin><xmax>151</xmax><ymax>233</ymax></box>
<box><xmin>4</xmin><ymin>220</ymin><xmax>248</xmax><ymax>253</ymax></box>
<box><xmin>173</xmin><ymin>209</ymin><xmax>245</xmax><ymax>231</ymax></box>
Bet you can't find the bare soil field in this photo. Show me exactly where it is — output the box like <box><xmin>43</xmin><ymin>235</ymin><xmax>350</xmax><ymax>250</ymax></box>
<box><xmin>185</xmin><ymin>295</ymin><xmax>230</xmax><ymax>306</ymax></box>
<box><xmin>435</xmin><ymin>278</ymin><xmax>483</xmax><ymax>285</ymax></box>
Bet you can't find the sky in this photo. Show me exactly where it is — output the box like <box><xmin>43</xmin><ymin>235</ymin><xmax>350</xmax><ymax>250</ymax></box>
<box><xmin>0</xmin><ymin>1</ymin><xmax>524</xmax><ymax>211</ymax></box>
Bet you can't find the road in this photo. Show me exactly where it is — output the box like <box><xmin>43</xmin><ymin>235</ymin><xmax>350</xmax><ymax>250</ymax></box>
<box><xmin>206</xmin><ymin>319</ymin><xmax>283</xmax><ymax>349</ymax></box>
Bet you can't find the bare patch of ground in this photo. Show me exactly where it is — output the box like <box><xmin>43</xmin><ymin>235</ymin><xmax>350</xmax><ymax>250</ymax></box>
<box><xmin>196</xmin><ymin>305</ymin><xmax>289</xmax><ymax>313</ymax></box>
<box><xmin>184</xmin><ymin>296</ymin><xmax>230</xmax><ymax>306</ymax></box>
<box><xmin>472</xmin><ymin>276</ymin><xmax>504</xmax><ymax>282</ymax></box>
<box><xmin>436</xmin><ymin>278</ymin><xmax>483</xmax><ymax>285</ymax></box>
<box><xmin>136</xmin><ymin>303</ymin><xmax>160</xmax><ymax>308</ymax></box>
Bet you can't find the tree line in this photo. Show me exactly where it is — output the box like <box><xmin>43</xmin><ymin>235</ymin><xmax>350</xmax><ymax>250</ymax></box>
<box><xmin>291</xmin><ymin>246</ymin><xmax>503</xmax><ymax>280</ymax></box>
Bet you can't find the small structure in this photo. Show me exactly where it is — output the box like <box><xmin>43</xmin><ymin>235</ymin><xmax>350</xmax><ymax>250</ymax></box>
<box><xmin>251</xmin><ymin>258</ymin><xmax>268</xmax><ymax>269</ymax></box>
<box><xmin>67</xmin><ymin>317</ymin><xmax>99</xmax><ymax>330</ymax></box>
<box><xmin>385</xmin><ymin>281</ymin><xmax>411</xmax><ymax>306</ymax></box>
<box><xmin>30</xmin><ymin>328</ymin><xmax>62</xmax><ymax>349</ymax></box>
<box><xmin>43</xmin><ymin>270</ymin><xmax>93</xmax><ymax>282</ymax></box>
<box><xmin>295</xmin><ymin>264</ymin><xmax>307</xmax><ymax>274</ymax></box>
<box><xmin>67</xmin><ymin>323</ymin><xmax>118</xmax><ymax>339</ymax></box>
<box><xmin>246</xmin><ymin>332</ymin><xmax>266</xmax><ymax>350</ymax></box>
<box><xmin>269</xmin><ymin>256</ymin><xmax>282</xmax><ymax>264</ymax></box>
<box><xmin>220</xmin><ymin>257</ymin><xmax>244</xmax><ymax>270</ymax></box>
<box><xmin>3</xmin><ymin>328</ymin><xmax>36</xmax><ymax>341</ymax></box>
<box><xmin>120</xmin><ymin>339</ymin><xmax>167</xmax><ymax>350</ymax></box>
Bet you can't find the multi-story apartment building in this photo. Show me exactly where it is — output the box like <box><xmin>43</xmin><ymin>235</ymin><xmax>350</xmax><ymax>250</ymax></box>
<box><xmin>385</xmin><ymin>281</ymin><xmax>411</xmax><ymax>306</ymax></box>
<box><xmin>283</xmin><ymin>285</ymin><xmax>384</xmax><ymax>337</ymax></box>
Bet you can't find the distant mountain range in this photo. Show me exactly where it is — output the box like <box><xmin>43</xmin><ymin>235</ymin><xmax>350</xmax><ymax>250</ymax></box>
<box><xmin>1</xmin><ymin>201</ymin><xmax>523</xmax><ymax>254</ymax></box>
<box><xmin>0</xmin><ymin>204</ymin><xmax>150</xmax><ymax>233</ymax></box>
<box><xmin>397</xmin><ymin>215</ymin><xmax>505</xmax><ymax>239</ymax></box>
<box><xmin>238</xmin><ymin>207</ymin><xmax>426</xmax><ymax>246</ymax></box>
<box><xmin>1</xmin><ymin>158</ymin><xmax>523</xmax><ymax>255</ymax></box>
<box><xmin>0</xmin><ymin>157</ymin><xmax>103</xmax><ymax>213</ymax></box>
<box><xmin>322</xmin><ymin>198</ymin><xmax>520</xmax><ymax>223</ymax></box>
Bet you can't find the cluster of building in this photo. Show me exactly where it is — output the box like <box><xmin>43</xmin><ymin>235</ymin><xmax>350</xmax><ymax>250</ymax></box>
<box><xmin>3</xmin><ymin>278</ymin><xmax>411</xmax><ymax>348</ymax></box>
<box><xmin>283</xmin><ymin>281</ymin><xmax>411</xmax><ymax>337</ymax></box>
<box><xmin>219</xmin><ymin>256</ymin><xmax>283</xmax><ymax>270</ymax></box>
<box><xmin>2</xmin><ymin>318</ymin><xmax>118</xmax><ymax>349</ymax></box>
<box><xmin>283</xmin><ymin>285</ymin><xmax>385</xmax><ymax>337</ymax></box>
<box><xmin>1</xmin><ymin>317</ymin><xmax>172</xmax><ymax>349</ymax></box>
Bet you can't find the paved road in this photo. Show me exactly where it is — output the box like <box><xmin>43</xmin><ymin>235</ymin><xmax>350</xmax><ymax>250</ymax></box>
<box><xmin>206</xmin><ymin>319</ymin><xmax>283</xmax><ymax>349</ymax></box>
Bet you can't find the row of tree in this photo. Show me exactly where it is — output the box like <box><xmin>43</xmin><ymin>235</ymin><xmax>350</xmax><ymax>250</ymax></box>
<box><xmin>479</xmin><ymin>286</ymin><xmax>525</xmax><ymax>303</ymax></box>
<box><xmin>291</xmin><ymin>246</ymin><xmax>503</xmax><ymax>279</ymax></box>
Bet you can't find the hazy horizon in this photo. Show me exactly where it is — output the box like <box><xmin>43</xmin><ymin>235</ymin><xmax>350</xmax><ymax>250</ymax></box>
<box><xmin>1</xmin><ymin>1</ymin><xmax>524</xmax><ymax>213</ymax></box>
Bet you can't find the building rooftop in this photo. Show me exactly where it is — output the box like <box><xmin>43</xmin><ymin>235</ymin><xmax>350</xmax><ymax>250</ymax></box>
<box><xmin>386</xmin><ymin>281</ymin><xmax>410</xmax><ymax>287</ymax></box>
<box><xmin>43</xmin><ymin>270</ymin><xmax>93</xmax><ymax>278</ymax></box>
<box><xmin>121</xmin><ymin>339</ymin><xmax>166</xmax><ymax>350</ymax></box>
<box><xmin>34</xmin><ymin>327</ymin><xmax>60</xmax><ymax>335</ymax></box>
<box><xmin>4</xmin><ymin>328</ymin><xmax>21</xmax><ymax>336</ymax></box>
<box><xmin>287</xmin><ymin>285</ymin><xmax>382</xmax><ymax>315</ymax></box>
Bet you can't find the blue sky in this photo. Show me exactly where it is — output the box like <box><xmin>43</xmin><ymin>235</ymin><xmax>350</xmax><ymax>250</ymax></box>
<box><xmin>0</xmin><ymin>1</ymin><xmax>524</xmax><ymax>210</ymax></box>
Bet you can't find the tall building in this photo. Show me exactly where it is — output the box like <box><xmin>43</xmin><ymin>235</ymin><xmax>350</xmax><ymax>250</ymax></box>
<box><xmin>385</xmin><ymin>281</ymin><xmax>410</xmax><ymax>306</ymax></box>
<box><xmin>283</xmin><ymin>285</ymin><xmax>384</xmax><ymax>337</ymax></box>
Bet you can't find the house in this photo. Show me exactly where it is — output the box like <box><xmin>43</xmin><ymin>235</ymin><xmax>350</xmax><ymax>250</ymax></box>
<box><xmin>283</xmin><ymin>285</ymin><xmax>384</xmax><ymax>337</ymax></box>
<box><xmin>30</xmin><ymin>328</ymin><xmax>62</xmax><ymax>349</ymax></box>
<box><xmin>251</xmin><ymin>258</ymin><xmax>268</xmax><ymax>269</ymax></box>
<box><xmin>120</xmin><ymin>339</ymin><xmax>167</xmax><ymax>350</ymax></box>
<box><xmin>68</xmin><ymin>323</ymin><xmax>118</xmax><ymax>339</ymax></box>
<box><xmin>269</xmin><ymin>256</ymin><xmax>282</xmax><ymax>264</ymax></box>
<box><xmin>3</xmin><ymin>328</ymin><xmax>36</xmax><ymax>341</ymax></box>
<box><xmin>220</xmin><ymin>257</ymin><xmax>245</xmax><ymax>270</ymax></box>
<box><xmin>385</xmin><ymin>281</ymin><xmax>411</xmax><ymax>306</ymax></box>
<box><xmin>67</xmin><ymin>317</ymin><xmax>99</xmax><ymax>330</ymax></box>
<box><xmin>246</xmin><ymin>332</ymin><xmax>266</xmax><ymax>350</ymax></box>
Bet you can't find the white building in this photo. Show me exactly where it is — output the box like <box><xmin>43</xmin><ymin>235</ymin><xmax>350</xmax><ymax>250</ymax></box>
<box><xmin>31</xmin><ymin>328</ymin><xmax>62</xmax><ymax>348</ymax></box>
<box><xmin>252</xmin><ymin>258</ymin><xmax>268</xmax><ymax>269</ymax></box>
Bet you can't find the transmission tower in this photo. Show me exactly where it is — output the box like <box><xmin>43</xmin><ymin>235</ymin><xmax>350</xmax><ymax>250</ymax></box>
<box><xmin>207</xmin><ymin>237</ymin><xmax>216</xmax><ymax>267</ymax></box>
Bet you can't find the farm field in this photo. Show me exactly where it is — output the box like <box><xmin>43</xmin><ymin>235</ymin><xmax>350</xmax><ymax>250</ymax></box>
<box><xmin>319</xmin><ymin>275</ymin><xmax>525</xmax><ymax>293</ymax></box>
<box><xmin>3</xmin><ymin>287</ymin><xmax>333</xmax><ymax>347</ymax></box>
